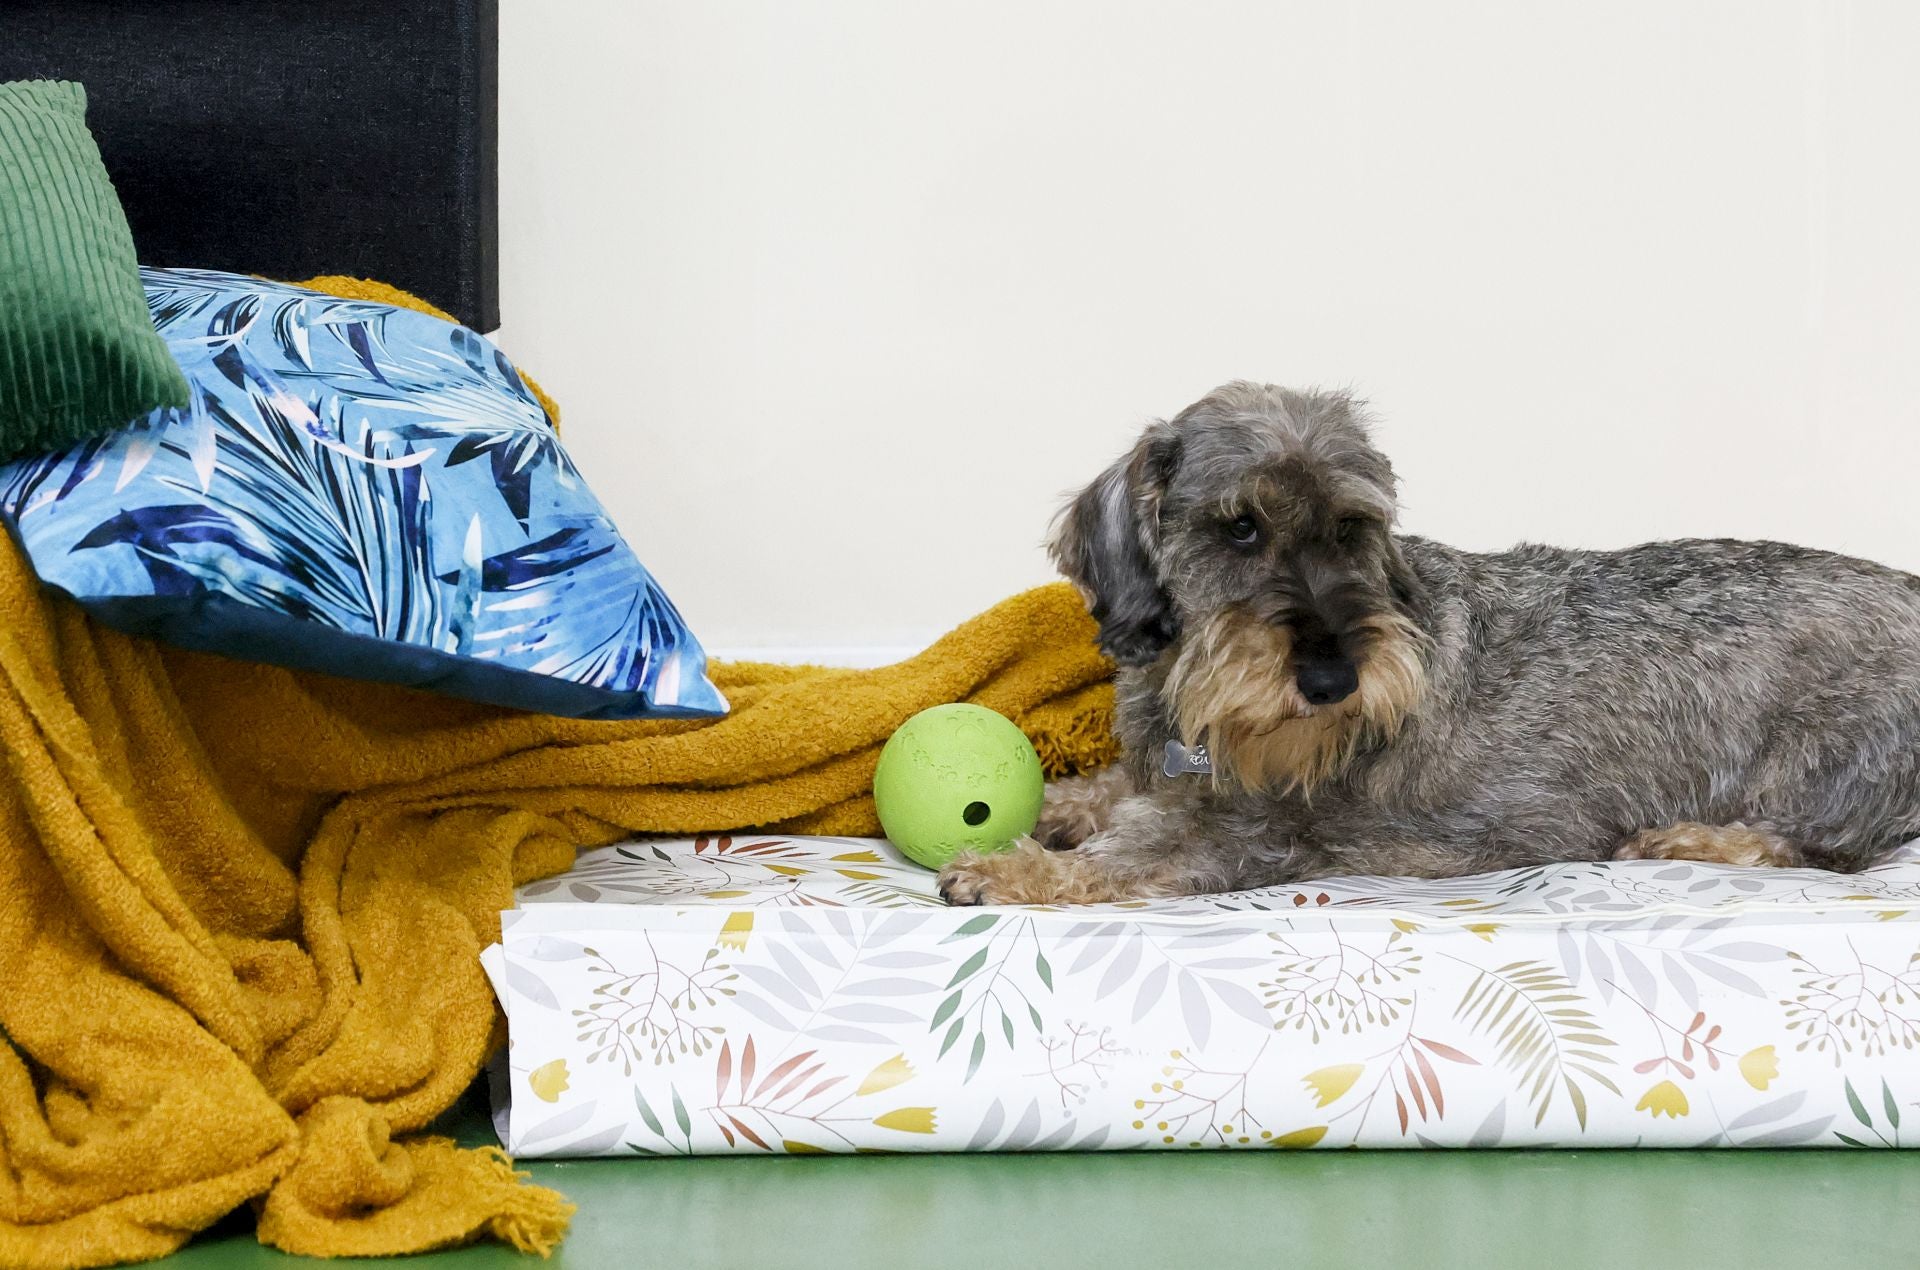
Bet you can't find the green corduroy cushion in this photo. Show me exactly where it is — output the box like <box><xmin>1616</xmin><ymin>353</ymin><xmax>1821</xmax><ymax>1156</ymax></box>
<box><xmin>0</xmin><ymin>80</ymin><xmax>188</xmax><ymax>462</ymax></box>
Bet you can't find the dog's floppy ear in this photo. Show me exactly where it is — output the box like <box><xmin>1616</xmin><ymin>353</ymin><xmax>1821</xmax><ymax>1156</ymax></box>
<box><xmin>1050</xmin><ymin>422</ymin><xmax>1182</xmax><ymax>666</ymax></box>
<box><xmin>1384</xmin><ymin>535</ymin><xmax>1429</xmax><ymax>624</ymax></box>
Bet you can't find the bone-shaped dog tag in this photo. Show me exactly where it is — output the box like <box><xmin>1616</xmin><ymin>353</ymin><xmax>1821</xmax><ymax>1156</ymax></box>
<box><xmin>1163</xmin><ymin>739</ymin><xmax>1213</xmax><ymax>778</ymax></box>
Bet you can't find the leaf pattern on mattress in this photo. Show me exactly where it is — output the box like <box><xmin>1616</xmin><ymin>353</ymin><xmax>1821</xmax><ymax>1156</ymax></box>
<box><xmin>487</xmin><ymin>835</ymin><xmax>1920</xmax><ymax>1155</ymax></box>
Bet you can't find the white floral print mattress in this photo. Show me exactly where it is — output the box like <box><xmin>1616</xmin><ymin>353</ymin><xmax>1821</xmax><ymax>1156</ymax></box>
<box><xmin>482</xmin><ymin>835</ymin><xmax>1920</xmax><ymax>1157</ymax></box>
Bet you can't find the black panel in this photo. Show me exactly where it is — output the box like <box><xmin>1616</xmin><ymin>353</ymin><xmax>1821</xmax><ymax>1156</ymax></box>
<box><xmin>0</xmin><ymin>0</ymin><xmax>500</xmax><ymax>331</ymax></box>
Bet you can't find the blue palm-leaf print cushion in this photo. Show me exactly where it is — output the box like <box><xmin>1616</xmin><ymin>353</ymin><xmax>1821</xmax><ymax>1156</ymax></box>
<box><xmin>0</xmin><ymin>268</ymin><xmax>726</xmax><ymax>721</ymax></box>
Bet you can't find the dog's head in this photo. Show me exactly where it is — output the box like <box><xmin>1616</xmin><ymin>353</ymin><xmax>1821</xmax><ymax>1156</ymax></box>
<box><xmin>1051</xmin><ymin>381</ymin><xmax>1429</xmax><ymax>792</ymax></box>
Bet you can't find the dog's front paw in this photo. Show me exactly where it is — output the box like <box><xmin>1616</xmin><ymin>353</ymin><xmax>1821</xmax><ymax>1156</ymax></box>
<box><xmin>938</xmin><ymin>841</ymin><xmax>1116</xmax><ymax>906</ymax></box>
<box><xmin>934</xmin><ymin>854</ymin><xmax>998</xmax><ymax>906</ymax></box>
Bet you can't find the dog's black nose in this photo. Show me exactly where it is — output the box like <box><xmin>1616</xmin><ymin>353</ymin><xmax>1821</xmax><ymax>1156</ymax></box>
<box><xmin>1296</xmin><ymin>658</ymin><xmax>1359</xmax><ymax>706</ymax></box>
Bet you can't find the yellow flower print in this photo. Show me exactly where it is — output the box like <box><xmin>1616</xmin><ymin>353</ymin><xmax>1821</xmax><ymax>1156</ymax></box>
<box><xmin>1270</xmin><ymin>1125</ymin><xmax>1329</xmax><ymax>1149</ymax></box>
<box><xmin>872</xmin><ymin>1106</ymin><xmax>938</xmax><ymax>1133</ymax></box>
<box><xmin>1739</xmin><ymin>1046</ymin><xmax>1779</xmax><ymax>1091</ymax></box>
<box><xmin>1301</xmin><ymin>1063</ymin><xmax>1365</xmax><ymax>1108</ymax></box>
<box><xmin>1635</xmin><ymin>1080</ymin><xmax>1689</xmax><ymax>1119</ymax></box>
<box><xmin>528</xmin><ymin>1058</ymin><xmax>570</xmax><ymax>1103</ymax></box>
<box><xmin>717</xmin><ymin>911</ymin><xmax>754</xmax><ymax>951</ymax></box>
<box><xmin>858</xmin><ymin>1054</ymin><xmax>916</xmax><ymax>1097</ymax></box>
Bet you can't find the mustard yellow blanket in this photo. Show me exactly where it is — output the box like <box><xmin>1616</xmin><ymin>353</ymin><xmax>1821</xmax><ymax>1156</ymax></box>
<box><xmin>0</xmin><ymin>289</ymin><xmax>1114</xmax><ymax>1266</ymax></box>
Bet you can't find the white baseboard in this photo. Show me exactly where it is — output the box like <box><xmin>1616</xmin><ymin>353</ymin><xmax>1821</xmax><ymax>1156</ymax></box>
<box><xmin>705</xmin><ymin>645</ymin><xmax>927</xmax><ymax>669</ymax></box>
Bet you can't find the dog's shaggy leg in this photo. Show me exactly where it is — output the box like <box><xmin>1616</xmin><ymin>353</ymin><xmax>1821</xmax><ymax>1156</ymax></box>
<box><xmin>937</xmin><ymin>840</ymin><xmax>1161</xmax><ymax>906</ymax></box>
<box><xmin>1613</xmin><ymin>822</ymin><xmax>1803</xmax><ymax>868</ymax></box>
<box><xmin>1033</xmin><ymin>765</ymin><xmax>1134</xmax><ymax>851</ymax></box>
<box><xmin>939</xmin><ymin>793</ymin><xmax>1247</xmax><ymax>905</ymax></box>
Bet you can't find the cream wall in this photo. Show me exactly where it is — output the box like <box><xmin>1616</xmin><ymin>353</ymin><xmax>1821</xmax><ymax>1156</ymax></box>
<box><xmin>498</xmin><ymin>1</ymin><xmax>1920</xmax><ymax>658</ymax></box>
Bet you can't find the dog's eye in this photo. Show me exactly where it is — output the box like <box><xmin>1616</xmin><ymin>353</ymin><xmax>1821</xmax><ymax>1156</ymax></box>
<box><xmin>1226</xmin><ymin>514</ymin><xmax>1260</xmax><ymax>546</ymax></box>
<box><xmin>1336</xmin><ymin>516</ymin><xmax>1368</xmax><ymax>545</ymax></box>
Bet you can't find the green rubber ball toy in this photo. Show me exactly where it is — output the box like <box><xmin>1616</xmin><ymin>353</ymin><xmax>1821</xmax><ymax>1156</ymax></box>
<box><xmin>873</xmin><ymin>703</ymin><xmax>1046</xmax><ymax>870</ymax></box>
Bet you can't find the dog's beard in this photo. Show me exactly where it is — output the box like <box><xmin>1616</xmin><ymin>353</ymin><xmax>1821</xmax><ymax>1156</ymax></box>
<box><xmin>1164</xmin><ymin>606</ymin><xmax>1426</xmax><ymax>794</ymax></box>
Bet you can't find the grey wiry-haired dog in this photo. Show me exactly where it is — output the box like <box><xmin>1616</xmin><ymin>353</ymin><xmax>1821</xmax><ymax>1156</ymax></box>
<box><xmin>938</xmin><ymin>381</ymin><xmax>1920</xmax><ymax>905</ymax></box>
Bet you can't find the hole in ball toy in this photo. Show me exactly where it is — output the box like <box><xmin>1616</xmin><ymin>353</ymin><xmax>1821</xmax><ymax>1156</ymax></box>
<box><xmin>962</xmin><ymin>801</ymin><xmax>991</xmax><ymax>826</ymax></box>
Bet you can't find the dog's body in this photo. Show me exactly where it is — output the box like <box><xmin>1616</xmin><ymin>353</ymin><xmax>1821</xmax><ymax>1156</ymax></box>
<box><xmin>938</xmin><ymin>383</ymin><xmax>1920</xmax><ymax>905</ymax></box>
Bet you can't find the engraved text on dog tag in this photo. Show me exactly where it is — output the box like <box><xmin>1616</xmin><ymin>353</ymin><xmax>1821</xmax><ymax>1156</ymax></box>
<box><xmin>1163</xmin><ymin>739</ymin><xmax>1213</xmax><ymax>777</ymax></box>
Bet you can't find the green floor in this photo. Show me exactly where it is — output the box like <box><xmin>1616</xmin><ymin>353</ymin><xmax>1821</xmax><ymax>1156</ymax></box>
<box><xmin>166</xmin><ymin>1083</ymin><xmax>1920</xmax><ymax>1269</ymax></box>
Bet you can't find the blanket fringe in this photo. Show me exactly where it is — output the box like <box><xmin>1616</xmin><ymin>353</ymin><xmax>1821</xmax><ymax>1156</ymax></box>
<box><xmin>258</xmin><ymin>1099</ymin><xmax>574</xmax><ymax>1259</ymax></box>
